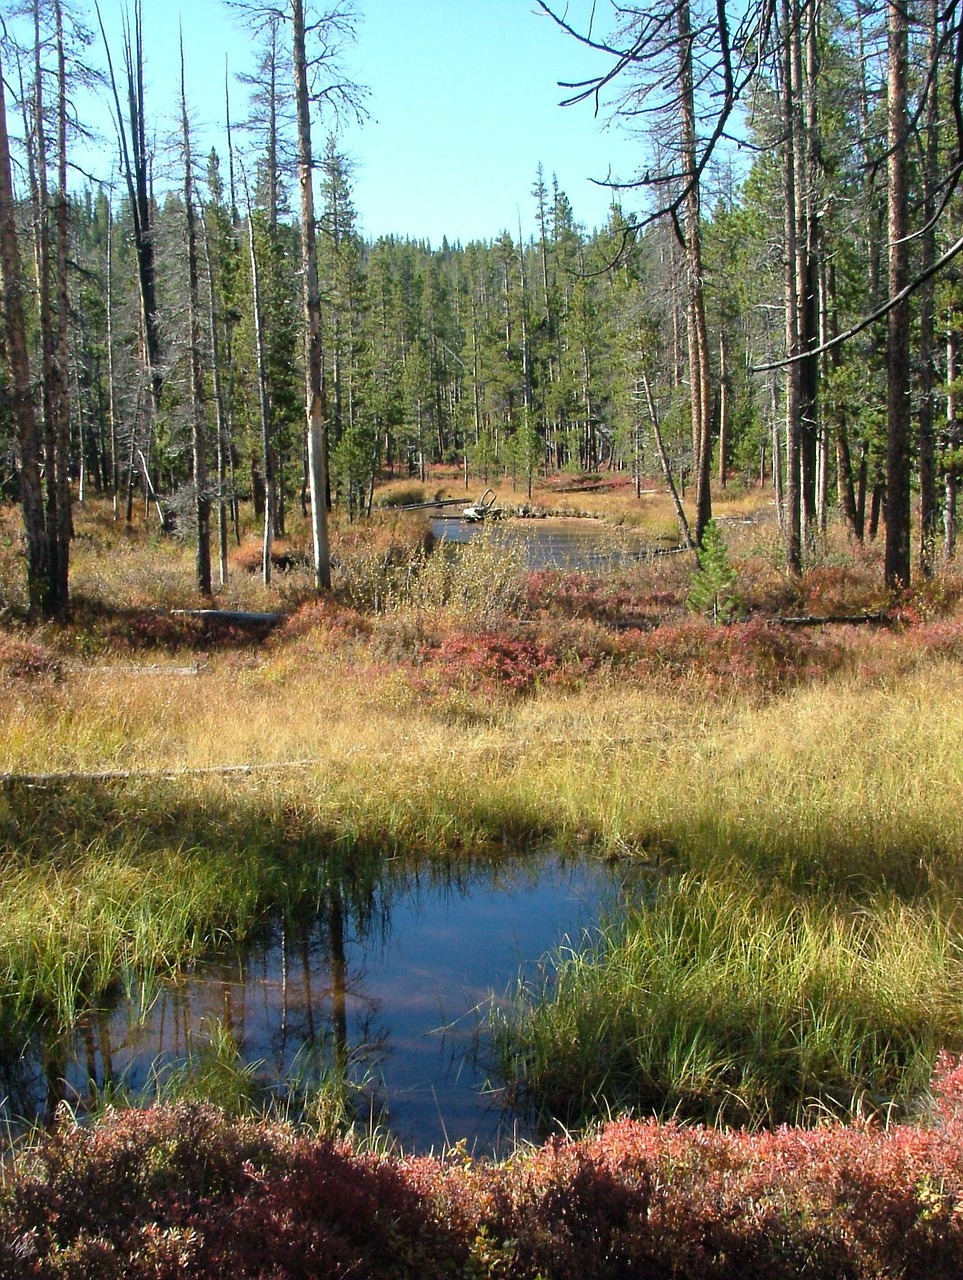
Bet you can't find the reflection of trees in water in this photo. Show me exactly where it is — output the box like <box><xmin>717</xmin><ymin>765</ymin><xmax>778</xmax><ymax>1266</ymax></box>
<box><xmin>0</xmin><ymin>851</ymin><xmax>390</xmax><ymax>1131</ymax></box>
<box><xmin>0</xmin><ymin>848</ymin><xmax>603</xmax><ymax>1136</ymax></box>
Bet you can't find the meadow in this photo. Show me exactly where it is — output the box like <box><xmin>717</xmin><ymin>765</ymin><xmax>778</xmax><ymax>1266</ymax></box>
<box><xmin>3</xmin><ymin>475</ymin><xmax>963</xmax><ymax>1275</ymax></box>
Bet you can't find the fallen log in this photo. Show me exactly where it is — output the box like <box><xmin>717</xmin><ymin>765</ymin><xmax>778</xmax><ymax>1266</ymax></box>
<box><xmin>770</xmin><ymin>612</ymin><xmax>891</xmax><ymax>627</ymax></box>
<box><xmin>170</xmin><ymin>609</ymin><xmax>286</xmax><ymax>627</ymax></box>
<box><xmin>0</xmin><ymin>759</ymin><xmax>321</xmax><ymax>788</ymax></box>
<box><xmin>377</xmin><ymin>497</ymin><xmax>466</xmax><ymax>511</ymax></box>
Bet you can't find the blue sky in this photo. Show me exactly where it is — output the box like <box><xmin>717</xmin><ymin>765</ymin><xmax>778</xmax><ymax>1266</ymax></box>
<box><xmin>80</xmin><ymin>0</ymin><xmax>645</xmax><ymax>244</ymax></box>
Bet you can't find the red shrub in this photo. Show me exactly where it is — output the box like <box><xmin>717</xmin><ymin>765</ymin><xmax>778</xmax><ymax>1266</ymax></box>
<box><xmin>524</xmin><ymin>569</ymin><xmax>682</xmax><ymax>627</ymax></box>
<box><xmin>8</xmin><ymin>1070</ymin><xmax>963</xmax><ymax>1279</ymax></box>
<box><xmin>0</xmin><ymin>637</ymin><xmax>62</xmax><ymax>681</ymax></box>
<box><xmin>625</xmin><ymin>618</ymin><xmax>850</xmax><ymax>692</ymax></box>
<box><xmin>419</xmin><ymin>629</ymin><xmax>559</xmax><ymax>696</ymax></box>
<box><xmin>279</xmin><ymin>597</ymin><xmax>373</xmax><ymax>645</ymax></box>
<box><xmin>231</xmin><ymin>539</ymin><xmax>309</xmax><ymax>575</ymax></box>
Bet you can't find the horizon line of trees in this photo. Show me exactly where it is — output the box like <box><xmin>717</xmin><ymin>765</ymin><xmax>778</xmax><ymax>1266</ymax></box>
<box><xmin>1</xmin><ymin>0</ymin><xmax>963</xmax><ymax>617</ymax></box>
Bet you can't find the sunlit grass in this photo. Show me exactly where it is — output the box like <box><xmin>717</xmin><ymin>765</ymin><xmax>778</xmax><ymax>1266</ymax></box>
<box><xmin>2</xmin><ymin>653</ymin><xmax>963</xmax><ymax>1038</ymax></box>
<box><xmin>491</xmin><ymin>873</ymin><xmax>963</xmax><ymax>1129</ymax></box>
<box><xmin>4</xmin><ymin>495</ymin><xmax>963</xmax><ymax>1138</ymax></box>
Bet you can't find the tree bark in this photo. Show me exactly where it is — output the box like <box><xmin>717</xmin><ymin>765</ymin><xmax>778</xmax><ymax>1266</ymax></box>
<box><xmin>678</xmin><ymin>0</ymin><xmax>713</xmax><ymax>544</ymax></box>
<box><xmin>292</xmin><ymin>0</ymin><xmax>331</xmax><ymax>590</ymax></box>
<box><xmin>885</xmin><ymin>0</ymin><xmax>911</xmax><ymax>589</ymax></box>
<box><xmin>179</xmin><ymin>37</ymin><xmax>211</xmax><ymax>596</ymax></box>
<box><xmin>0</xmin><ymin>46</ymin><xmax>49</xmax><ymax>615</ymax></box>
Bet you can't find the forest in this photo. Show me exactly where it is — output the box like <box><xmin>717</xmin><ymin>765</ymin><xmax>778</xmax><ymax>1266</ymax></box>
<box><xmin>0</xmin><ymin>0</ymin><xmax>961</xmax><ymax>614</ymax></box>
<box><xmin>6</xmin><ymin>1</ymin><xmax>963</xmax><ymax>1277</ymax></box>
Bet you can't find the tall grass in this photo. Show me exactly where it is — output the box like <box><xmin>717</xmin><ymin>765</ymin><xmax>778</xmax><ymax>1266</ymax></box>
<box><xmin>491</xmin><ymin>873</ymin><xmax>963</xmax><ymax>1129</ymax></box>
<box><xmin>5</xmin><ymin>497</ymin><xmax>963</xmax><ymax>1140</ymax></box>
<box><xmin>3</xmin><ymin>655</ymin><xmax>963</xmax><ymax>1032</ymax></box>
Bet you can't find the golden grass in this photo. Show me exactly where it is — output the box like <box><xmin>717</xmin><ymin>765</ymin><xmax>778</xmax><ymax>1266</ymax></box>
<box><xmin>3</xmin><ymin>490</ymin><xmax>963</xmax><ymax>1047</ymax></box>
<box><xmin>4</xmin><ymin>643</ymin><xmax>962</xmax><ymax>889</ymax></box>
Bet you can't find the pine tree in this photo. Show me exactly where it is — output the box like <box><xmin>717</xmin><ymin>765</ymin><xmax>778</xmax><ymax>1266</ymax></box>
<box><xmin>687</xmin><ymin>520</ymin><xmax>739</xmax><ymax>622</ymax></box>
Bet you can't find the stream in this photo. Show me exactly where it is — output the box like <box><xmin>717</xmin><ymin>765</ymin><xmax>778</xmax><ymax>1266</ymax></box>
<box><xmin>1</xmin><ymin>852</ymin><xmax>625</xmax><ymax>1155</ymax></box>
<box><xmin>430</xmin><ymin>516</ymin><xmax>656</xmax><ymax>571</ymax></box>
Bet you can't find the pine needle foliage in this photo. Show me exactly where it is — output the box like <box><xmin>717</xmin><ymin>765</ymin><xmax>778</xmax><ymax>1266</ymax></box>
<box><xmin>687</xmin><ymin>519</ymin><xmax>739</xmax><ymax>622</ymax></box>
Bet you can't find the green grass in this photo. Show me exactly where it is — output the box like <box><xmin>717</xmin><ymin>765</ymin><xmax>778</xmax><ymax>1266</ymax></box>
<box><xmin>4</xmin><ymin>498</ymin><xmax>963</xmax><ymax>1139</ymax></box>
<box><xmin>491</xmin><ymin>873</ymin><xmax>963</xmax><ymax>1130</ymax></box>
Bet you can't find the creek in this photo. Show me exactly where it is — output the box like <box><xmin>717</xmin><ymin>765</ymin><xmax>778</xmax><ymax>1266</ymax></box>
<box><xmin>1</xmin><ymin>852</ymin><xmax>625</xmax><ymax>1155</ymax></box>
<box><xmin>430</xmin><ymin>515</ymin><xmax>657</xmax><ymax>571</ymax></box>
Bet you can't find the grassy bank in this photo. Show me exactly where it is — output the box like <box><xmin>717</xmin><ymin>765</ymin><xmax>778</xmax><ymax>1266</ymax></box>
<box><xmin>492</xmin><ymin>874</ymin><xmax>961</xmax><ymax>1129</ymax></box>
<box><xmin>2</xmin><ymin>491</ymin><xmax>963</xmax><ymax>1129</ymax></box>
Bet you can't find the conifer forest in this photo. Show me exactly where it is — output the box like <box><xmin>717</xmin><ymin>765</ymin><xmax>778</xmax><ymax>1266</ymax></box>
<box><xmin>2</xmin><ymin>0</ymin><xmax>962</xmax><ymax>613</ymax></box>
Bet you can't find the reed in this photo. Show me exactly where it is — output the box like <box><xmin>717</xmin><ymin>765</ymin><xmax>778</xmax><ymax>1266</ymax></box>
<box><xmin>491</xmin><ymin>873</ymin><xmax>962</xmax><ymax>1129</ymax></box>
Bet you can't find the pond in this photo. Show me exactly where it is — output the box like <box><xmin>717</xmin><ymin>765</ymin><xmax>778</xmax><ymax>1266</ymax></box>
<box><xmin>0</xmin><ymin>852</ymin><xmax>625</xmax><ymax>1156</ymax></box>
<box><xmin>430</xmin><ymin>516</ymin><xmax>658</xmax><ymax>572</ymax></box>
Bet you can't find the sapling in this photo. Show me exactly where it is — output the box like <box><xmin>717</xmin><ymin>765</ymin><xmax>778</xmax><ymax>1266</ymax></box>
<box><xmin>686</xmin><ymin>519</ymin><xmax>739</xmax><ymax>622</ymax></box>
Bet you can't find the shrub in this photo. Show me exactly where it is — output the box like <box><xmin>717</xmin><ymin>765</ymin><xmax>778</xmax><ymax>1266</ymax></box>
<box><xmin>8</xmin><ymin>1071</ymin><xmax>963</xmax><ymax>1278</ymax></box>
<box><xmin>626</xmin><ymin>618</ymin><xmax>849</xmax><ymax>692</ymax></box>
<box><xmin>523</xmin><ymin>569</ymin><xmax>683</xmax><ymax>626</ymax></box>
<box><xmin>418</xmin><ymin>629</ymin><xmax>558</xmax><ymax>696</ymax></box>
<box><xmin>231</xmin><ymin>539</ymin><xmax>310</xmax><ymax>575</ymax></box>
<box><xmin>376</xmin><ymin>483</ymin><xmax>427</xmax><ymax>508</ymax></box>
<box><xmin>0</xmin><ymin>636</ymin><xmax>62</xmax><ymax>681</ymax></box>
<box><xmin>279</xmin><ymin>597</ymin><xmax>373</xmax><ymax>646</ymax></box>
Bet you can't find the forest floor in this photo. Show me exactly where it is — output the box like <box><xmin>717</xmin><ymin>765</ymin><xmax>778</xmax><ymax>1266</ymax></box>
<box><xmin>3</xmin><ymin>473</ymin><xmax>963</xmax><ymax>1276</ymax></box>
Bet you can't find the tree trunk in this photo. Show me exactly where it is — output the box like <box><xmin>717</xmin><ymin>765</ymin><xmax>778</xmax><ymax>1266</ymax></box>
<box><xmin>917</xmin><ymin>0</ymin><xmax>940</xmax><ymax>575</ymax></box>
<box><xmin>180</xmin><ymin>37</ymin><xmax>211</xmax><ymax>597</ymax></box>
<box><xmin>884</xmin><ymin>0</ymin><xmax>911</xmax><ymax>589</ymax></box>
<box><xmin>641</xmin><ymin>369</ymin><xmax>695</xmax><ymax>549</ymax></box>
<box><xmin>678</xmin><ymin>0</ymin><xmax>713</xmax><ymax>544</ymax></box>
<box><xmin>200</xmin><ymin>205</ymin><xmax>230</xmax><ymax>587</ymax></box>
<box><xmin>247</xmin><ymin>199</ymin><xmax>274</xmax><ymax>585</ymax></box>
<box><xmin>51</xmin><ymin>0</ymin><xmax>72</xmax><ymax>610</ymax></box>
<box><xmin>782</xmin><ymin>0</ymin><xmax>803</xmax><ymax>573</ymax></box>
<box><xmin>292</xmin><ymin>0</ymin><xmax>331</xmax><ymax>590</ymax></box>
<box><xmin>0</xmin><ymin>46</ymin><xmax>49</xmax><ymax>615</ymax></box>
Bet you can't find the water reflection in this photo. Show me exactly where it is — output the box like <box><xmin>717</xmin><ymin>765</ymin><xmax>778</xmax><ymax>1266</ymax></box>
<box><xmin>0</xmin><ymin>852</ymin><xmax>619</xmax><ymax>1154</ymax></box>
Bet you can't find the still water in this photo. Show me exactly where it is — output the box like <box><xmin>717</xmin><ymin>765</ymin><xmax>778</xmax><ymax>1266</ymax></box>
<box><xmin>1</xmin><ymin>853</ymin><xmax>620</xmax><ymax>1155</ymax></box>
<box><xmin>430</xmin><ymin>516</ymin><xmax>653</xmax><ymax>572</ymax></box>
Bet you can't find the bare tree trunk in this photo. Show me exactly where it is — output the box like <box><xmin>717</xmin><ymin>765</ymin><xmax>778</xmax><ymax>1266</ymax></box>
<box><xmin>200</xmin><ymin>206</ymin><xmax>230</xmax><ymax>587</ymax></box>
<box><xmin>98</xmin><ymin>0</ymin><xmax>167</xmax><ymax>526</ymax></box>
<box><xmin>718</xmin><ymin>332</ymin><xmax>729</xmax><ymax>488</ymax></box>
<box><xmin>245</xmin><ymin>193</ymin><xmax>274</xmax><ymax>585</ymax></box>
<box><xmin>797</xmin><ymin>0</ymin><xmax>820</xmax><ymax>549</ymax></box>
<box><xmin>29</xmin><ymin>0</ymin><xmax>70</xmax><ymax>612</ymax></box>
<box><xmin>105</xmin><ymin>203</ymin><xmax>121</xmax><ymax>519</ymax></box>
<box><xmin>0</xmin><ymin>46</ymin><xmax>49</xmax><ymax>615</ymax></box>
<box><xmin>782</xmin><ymin>0</ymin><xmax>803</xmax><ymax>573</ymax></box>
<box><xmin>917</xmin><ymin>0</ymin><xmax>940</xmax><ymax>575</ymax></box>
<box><xmin>292</xmin><ymin>0</ymin><xmax>331</xmax><ymax>590</ymax></box>
<box><xmin>641</xmin><ymin>370</ymin><xmax>695</xmax><ymax>550</ymax></box>
<box><xmin>678</xmin><ymin>0</ymin><xmax>713</xmax><ymax>543</ymax></box>
<box><xmin>179</xmin><ymin>36</ymin><xmax>211</xmax><ymax>596</ymax></box>
<box><xmin>946</xmin><ymin>331</ymin><xmax>959</xmax><ymax>560</ymax></box>
<box><xmin>885</xmin><ymin>0</ymin><xmax>911</xmax><ymax>589</ymax></box>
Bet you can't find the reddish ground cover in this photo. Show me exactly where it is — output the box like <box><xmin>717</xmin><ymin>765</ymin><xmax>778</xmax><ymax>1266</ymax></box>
<box><xmin>5</xmin><ymin>1057</ymin><xmax>963</xmax><ymax>1278</ymax></box>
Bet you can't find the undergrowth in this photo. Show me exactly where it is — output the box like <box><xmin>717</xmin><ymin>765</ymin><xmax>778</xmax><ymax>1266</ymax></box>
<box><xmin>7</xmin><ymin>1060</ymin><xmax>963</xmax><ymax>1276</ymax></box>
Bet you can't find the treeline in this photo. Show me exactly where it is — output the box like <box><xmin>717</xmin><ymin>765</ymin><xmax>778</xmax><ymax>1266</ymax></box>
<box><xmin>1</xmin><ymin>0</ymin><xmax>963</xmax><ymax>615</ymax></box>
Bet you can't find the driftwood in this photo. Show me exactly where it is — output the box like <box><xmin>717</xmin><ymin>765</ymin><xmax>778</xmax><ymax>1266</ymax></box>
<box><xmin>377</xmin><ymin>497</ymin><xmax>466</xmax><ymax>512</ymax></box>
<box><xmin>71</xmin><ymin>663</ymin><xmax>204</xmax><ymax>677</ymax></box>
<box><xmin>0</xmin><ymin>759</ymin><xmax>321</xmax><ymax>788</ymax></box>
